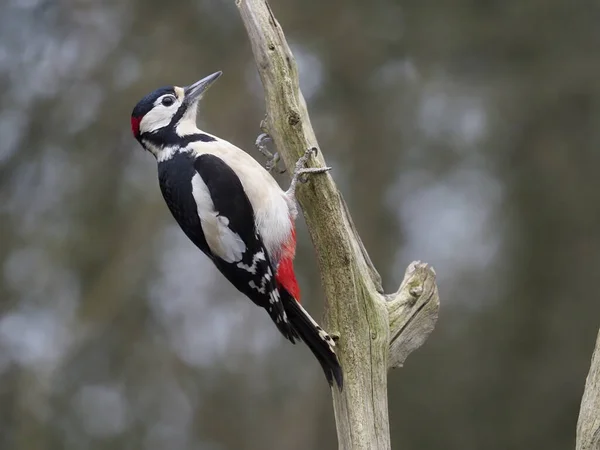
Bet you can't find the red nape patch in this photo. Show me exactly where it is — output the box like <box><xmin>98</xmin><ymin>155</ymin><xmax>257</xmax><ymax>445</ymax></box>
<box><xmin>130</xmin><ymin>116</ymin><xmax>142</xmax><ymax>137</ymax></box>
<box><xmin>276</xmin><ymin>257</ymin><xmax>300</xmax><ymax>301</ymax></box>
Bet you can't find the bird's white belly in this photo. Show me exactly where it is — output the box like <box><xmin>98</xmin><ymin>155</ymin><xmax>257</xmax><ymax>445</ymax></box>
<box><xmin>251</xmin><ymin>189</ymin><xmax>293</xmax><ymax>264</ymax></box>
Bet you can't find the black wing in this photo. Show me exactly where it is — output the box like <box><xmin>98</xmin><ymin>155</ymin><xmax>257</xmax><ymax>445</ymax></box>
<box><xmin>158</xmin><ymin>151</ymin><xmax>211</xmax><ymax>256</ymax></box>
<box><xmin>193</xmin><ymin>153</ymin><xmax>299</xmax><ymax>342</ymax></box>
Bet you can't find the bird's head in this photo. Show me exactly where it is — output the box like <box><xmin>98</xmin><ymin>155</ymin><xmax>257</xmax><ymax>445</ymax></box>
<box><xmin>130</xmin><ymin>71</ymin><xmax>222</xmax><ymax>154</ymax></box>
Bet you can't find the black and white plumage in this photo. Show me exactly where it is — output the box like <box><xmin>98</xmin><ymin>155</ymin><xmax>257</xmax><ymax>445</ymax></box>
<box><xmin>131</xmin><ymin>71</ymin><xmax>343</xmax><ymax>389</ymax></box>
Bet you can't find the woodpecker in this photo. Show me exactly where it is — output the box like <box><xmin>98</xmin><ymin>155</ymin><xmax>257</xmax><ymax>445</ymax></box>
<box><xmin>131</xmin><ymin>71</ymin><xmax>343</xmax><ymax>389</ymax></box>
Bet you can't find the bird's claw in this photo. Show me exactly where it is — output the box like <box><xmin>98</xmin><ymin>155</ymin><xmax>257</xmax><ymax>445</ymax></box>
<box><xmin>267</xmin><ymin>151</ymin><xmax>283</xmax><ymax>173</ymax></box>
<box><xmin>286</xmin><ymin>147</ymin><xmax>331</xmax><ymax>200</ymax></box>
<box><xmin>255</xmin><ymin>132</ymin><xmax>286</xmax><ymax>174</ymax></box>
<box><xmin>297</xmin><ymin>166</ymin><xmax>332</xmax><ymax>183</ymax></box>
<box><xmin>294</xmin><ymin>147</ymin><xmax>331</xmax><ymax>183</ymax></box>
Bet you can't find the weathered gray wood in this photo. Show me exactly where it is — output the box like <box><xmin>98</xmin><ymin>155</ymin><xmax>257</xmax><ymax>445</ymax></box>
<box><xmin>577</xmin><ymin>329</ymin><xmax>600</xmax><ymax>450</ymax></box>
<box><xmin>235</xmin><ymin>1</ymin><xmax>440</xmax><ymax>448</ymax></box>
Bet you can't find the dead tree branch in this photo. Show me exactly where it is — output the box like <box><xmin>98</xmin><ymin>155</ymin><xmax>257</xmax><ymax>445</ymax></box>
<box><xmin>236</xmin><ymin>1</ymin><xmax>440</xmax><ymax>448</ymax></box>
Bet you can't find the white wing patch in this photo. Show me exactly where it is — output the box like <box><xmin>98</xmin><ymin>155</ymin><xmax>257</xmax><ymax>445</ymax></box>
<box><xmin>191</xmin><ymin>173</ymin><xmax>247</xmax><ymax>263</ymax></box>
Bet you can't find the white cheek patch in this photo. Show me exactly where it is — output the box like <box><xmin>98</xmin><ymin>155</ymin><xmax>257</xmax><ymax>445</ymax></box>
<box><xmin>139</xmin><ymin>107</ymin><xmax>173</xmax><ymax>134</ymax></box>
<box><xmin>139</xmin><ymin>93</ymin><xmax>182</xmax><ymax>134</ymax></box>
<box><xmin>191</xmin><ymin>173</ymin><xmax>247</xmax><ymax>262</ymax></box>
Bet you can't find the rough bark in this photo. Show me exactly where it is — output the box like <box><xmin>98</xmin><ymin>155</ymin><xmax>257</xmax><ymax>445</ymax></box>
<box><xmin>577</xmin><ymin>329</ymin><xmax>600</xmax><ymax>450</ymax></box>
<box><xmin>235</xmin><ymin>1</ymin><xmax>440</xmax><ymax>449</ymax></box>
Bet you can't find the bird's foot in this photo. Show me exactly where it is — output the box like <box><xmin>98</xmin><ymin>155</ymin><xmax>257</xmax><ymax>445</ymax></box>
<box><xmin>255</xmin><ymin>132</ymin><xmax>285</xmax><ymax>173</ymax></box>
<box><xmin>256</xmin><ymin>117</ymin><xmax>286</xmax><ymax>174</ymax></box>
<box><xmin>286</xmin><ymin>147</ymin><xmax>331</xmax><ymax>201</ymax></box>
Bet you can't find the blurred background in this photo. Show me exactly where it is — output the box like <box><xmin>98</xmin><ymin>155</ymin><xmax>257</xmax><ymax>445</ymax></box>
<box><xmin>0</xmin><ymin>0</ymin><xmax>598</xmax><ymax>448</ymax></box>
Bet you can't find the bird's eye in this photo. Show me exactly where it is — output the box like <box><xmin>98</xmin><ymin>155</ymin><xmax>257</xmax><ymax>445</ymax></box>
<box><xmin>161</xmin><ymin>96</ymin><xmax>175</xmax><ymax>107</ymax></box>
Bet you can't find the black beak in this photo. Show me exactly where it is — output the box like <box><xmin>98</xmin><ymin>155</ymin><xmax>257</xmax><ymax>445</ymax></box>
<box><xmin>184</xmin><ymin>71</ymin><xmax>222</xmax><ymax>104</ymax></box>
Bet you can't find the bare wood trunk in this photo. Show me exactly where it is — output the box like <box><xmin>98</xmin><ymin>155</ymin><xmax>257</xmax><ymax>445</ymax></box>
<box><xmin>235</xmin><ymin>1</ymin><xmax>440</xmax><ymax>448</ymax></box>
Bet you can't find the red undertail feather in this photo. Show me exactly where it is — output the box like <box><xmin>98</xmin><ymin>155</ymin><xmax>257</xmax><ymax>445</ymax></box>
<box><xmin>275</xmin><ymin>225</ymin><xmax>300</xmax><ymax>301</ymax></box>
<box><xmin>276</xmin><ymin>257</ymin><xmax>300</xmax><ymax>301</ymax></box>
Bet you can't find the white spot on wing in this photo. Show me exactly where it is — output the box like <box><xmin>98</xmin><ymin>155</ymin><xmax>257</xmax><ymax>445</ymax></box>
<box><xmin>237</xmin><ymin>251</ymin><xmax>265</xmax><ymax>274</ymax></box>
<box><xmin>191</xmin><ymin>173</ymin><xmax>246</xmax><ymax>262</ymax></box>
<box><xmin>248</xmin><ymin>280</ymin><xmax>266</xmax><ymax>294</ymax></box>
<box><xmin>248</xmin><ymin>266</ymin><xmax>276</xmax><ymax>296</ymax></box>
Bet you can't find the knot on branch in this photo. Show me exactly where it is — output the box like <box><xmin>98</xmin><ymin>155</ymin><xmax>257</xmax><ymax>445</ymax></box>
<box><xmin>287</xmin><ymin>110</ymin><xmax>301</xmax><ymax>126</ymax></box>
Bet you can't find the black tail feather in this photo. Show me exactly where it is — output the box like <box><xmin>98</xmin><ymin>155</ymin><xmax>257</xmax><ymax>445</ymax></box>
<box><xmin>280</xmin><ymin>289</ymin><xmax>343</xmax><ymax>390</ymax></box>
<box><xmin>269</xmin><ymin>306</ymin><xmax>300</xmax><ymax>344</ymax></box>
